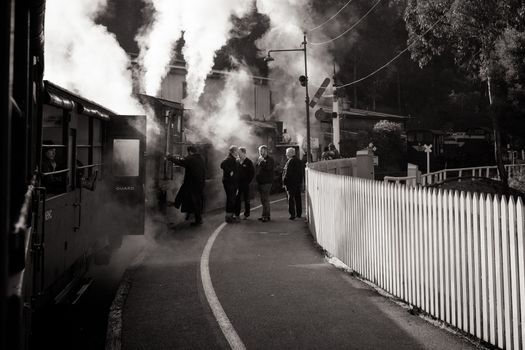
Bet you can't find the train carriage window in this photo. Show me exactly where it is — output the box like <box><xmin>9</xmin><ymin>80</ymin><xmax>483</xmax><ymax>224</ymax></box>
<box><xmin>76</xmin><ymin>112</ymin><xmax>90</xmax><ymax>145</ymax></box>
<box><xmin>41</xmin><ymin>105</ymin><xmax>69</xmax><ymax>195</ymax></box>
<box><xmin>93</xmin><ymin>119</ymin><xmax>102</xmax><ymax>146</ymax></box>
<box><xmin>93</xmin><ymin>119</ymin><xmax>103</xmax><ymax>181</ymax></box>
<box><xmin>112</xmin><ymin>139</ymin><xmax>140</xmax><ymax>177</ymax></box>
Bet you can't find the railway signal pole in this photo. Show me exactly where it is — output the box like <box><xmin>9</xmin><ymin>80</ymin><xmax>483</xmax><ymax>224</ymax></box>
<box><xmin>264</xmin><ymin>33</ymin><xmax>312</xmax><ymax>162</ymax></box>
<box><xmin>424</xmin><ymin>144</ymin><xmax>432</xmax><ymax>174</ymax></box>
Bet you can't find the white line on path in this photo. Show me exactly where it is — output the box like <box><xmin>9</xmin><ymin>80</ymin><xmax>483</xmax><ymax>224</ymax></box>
<box><xmin>200</xmin><ymin>197</ymin><xmax>287</xmax><ymax>350</ymax></box>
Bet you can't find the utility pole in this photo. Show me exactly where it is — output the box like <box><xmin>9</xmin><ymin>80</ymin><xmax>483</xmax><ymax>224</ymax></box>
<box><xmin>303</xmin><ymin>33</ymin><xmax>311</xmax><ymax>162</ymax></box>
<box><xmin>332</xmin><ymin>62</ymin><xmax>341</xmax><ymax>152</ymax></box>
<box><xmin>265</xmin><ymin>34</ymin><xmax>312</xmax><ymax>162</ymax></box>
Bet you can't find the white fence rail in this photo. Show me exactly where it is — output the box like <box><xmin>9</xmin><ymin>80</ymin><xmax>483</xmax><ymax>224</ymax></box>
<box><xmin>384</xmin><ymin>163</ymin><xmax>525</xmax><ymax>187</ymax></box>
<box><xmin>307</xmin><ymin>166</ymin><xmax>525</xmax><ymax>349</ymax></box>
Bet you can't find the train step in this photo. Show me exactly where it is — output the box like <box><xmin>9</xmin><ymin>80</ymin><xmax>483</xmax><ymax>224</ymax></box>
<box><xmin>54</xmin><ymin>277</ymin><xmax>93</xmax><ymax>305</ymax></box>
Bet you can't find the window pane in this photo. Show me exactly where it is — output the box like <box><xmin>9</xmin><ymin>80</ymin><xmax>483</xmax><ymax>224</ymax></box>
<box><xmin>112</xmin><ymin>139</ymin><xmax>140</xmax><ymax>177</ymax></box>
<box><xmin>93</xmin><ymin>119</ymin><xmax>102</xmax><ymax>146</ymax></box>
<box><xmin>77</xmin><ymin>148</ymin><xmax>89</xmax><ymax>166</ymax></box>
<box><xmin>77</xmin><ymin>114</ymin><xmax>90</xmax><ymax>145</ymax></box>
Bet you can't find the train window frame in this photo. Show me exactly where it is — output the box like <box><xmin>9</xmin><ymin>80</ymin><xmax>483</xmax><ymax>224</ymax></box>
<box><xmin>75</xmin><ymin>114</ymin><xmax>105</xmax><ymax>186</ymax></box>
<box><xmin>41</xmin><ymin>106</ymin><xmax>71</xmax><ymax>197</ymax></box>
<box><xmin>112</xmin><ymin>139</ymin><xmax>141</xmax><ymax>177</ymax></box>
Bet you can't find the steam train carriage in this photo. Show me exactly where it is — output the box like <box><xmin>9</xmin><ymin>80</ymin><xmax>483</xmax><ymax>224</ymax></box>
<box><xmin>6</xmin><ymin>82</ymin><xmax>147</xmax><ymax>348</ymax></box>
<box><xmin>38</xmin><ymin>80</ymin><xmax>146</xmax><ymax>298</ymax></box>
<box><xmin>2</xmin><ymin>2</ymin><xmax>149</xmax><ymax>348</ymax></box>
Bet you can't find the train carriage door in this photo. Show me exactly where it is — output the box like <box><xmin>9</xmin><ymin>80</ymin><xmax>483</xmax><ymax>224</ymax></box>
<box><xmin>105</xmin><ymin>115</ymin><xmax>146</xmax><ymax>235</ymax></box>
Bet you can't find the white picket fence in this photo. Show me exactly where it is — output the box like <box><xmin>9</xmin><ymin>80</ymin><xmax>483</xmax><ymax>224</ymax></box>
<box><xmin>306</xmin><ymin>166</ymin><xmax>525</xmax><ymax>350</ymax></box>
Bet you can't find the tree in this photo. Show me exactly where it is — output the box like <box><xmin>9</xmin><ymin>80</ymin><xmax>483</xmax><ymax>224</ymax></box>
<box><xmin>372</xmin><ymin>120</ymin><xmax>404</xmax><ymax>174</ymax></box>
<box><xmin>404</xmin><ymin>0</ymin><xmax>525</xmax><ymax>186</ymax></box>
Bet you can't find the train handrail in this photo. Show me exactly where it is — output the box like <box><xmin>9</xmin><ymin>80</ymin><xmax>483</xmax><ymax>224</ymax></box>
<box><xmin>41</xmin><ymin>168</ymin><xmax>70</xmax><ymax>176</ymax></box>
<box><xmin>76</xmin><ymin>163</ymin><xmax>104</xmax><ymax>170</ymax></box>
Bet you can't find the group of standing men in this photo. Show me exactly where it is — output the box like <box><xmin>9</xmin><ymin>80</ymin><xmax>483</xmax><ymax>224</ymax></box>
<box><xmin>166</xmin><ymin>144</ymin><xmax>303</xmax><ymax>226</ymax></box>
<box><xmin>221</xmin><ymin>145</ymin><xmax>275</xmax><ymax>223</ymax></box>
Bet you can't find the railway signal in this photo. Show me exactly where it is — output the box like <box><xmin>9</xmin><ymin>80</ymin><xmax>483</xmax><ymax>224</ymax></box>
<box><xmin>299</xmin><ymin>75</ymin><xmax>308</xmax><ymax>87</ymax></box>
<box><xmin>424</xmin><ymin>144</ymin><xmax>432</xmax><ymax>173</ymax></box>
<box><xmin>309</xmin><ymin>77</ymin><xmax>331</xmax><ymax>108</ymax></box>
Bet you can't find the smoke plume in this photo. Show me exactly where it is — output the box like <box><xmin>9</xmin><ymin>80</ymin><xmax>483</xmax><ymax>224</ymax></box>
<box><xmin>187</xmin><ymin>68</ymin><xmax>253</xmax><ymax>150</ymax></box>
<box><xmin>256</xmin><ymin>0</ymin><xmax>336</xmax><ymax>153</ymax></box>
<box><xmin>136</xmin><ymin>0</ymin><xmax>252</xmax><ymax>105</ymax></box>
<box><xmin>44</xmin><ymin>0</ymin><xmax>143</xmax><ymax>114</ymax></box>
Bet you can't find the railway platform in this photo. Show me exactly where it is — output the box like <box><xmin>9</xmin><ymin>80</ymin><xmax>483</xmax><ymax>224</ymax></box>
<box><xmin>108</xmin><ymin>196</ymin><xmax>480</xmax><ymax>350</ymax></box>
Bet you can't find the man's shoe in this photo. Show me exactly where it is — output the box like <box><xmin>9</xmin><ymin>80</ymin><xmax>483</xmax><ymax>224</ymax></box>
<box><xmin>289</xmin><ymin>217</ymin><xmax>295</xmax><ymax>220</ymax></box>
<box><xmin>243</xmin><ymin>215</ymin><xmax>249</xmax><ymax>220</ymax></box>
<box><xmin>261</xmin><ymin>217</ymin><xmax>269</xmax><ymax>222</ymax></box>
<box><xmin>258</xmin><ymin>217</ymin><xmax>264</xmax><ymax>221</ymax></box>
<box><xmin>233</xmin><ymin>216</ymin><xmax>241</xmax><ymax>223</ymax></box>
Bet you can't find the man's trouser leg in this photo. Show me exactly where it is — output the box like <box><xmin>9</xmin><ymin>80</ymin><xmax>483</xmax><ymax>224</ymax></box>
<box><xmin>294</xmin><ymin>188</ymin><xmax>302</xmax><ymax>217</ymax></box>
<box><xmin>243</xmin><ymin>186</ymin><xmax>250</xmax><ymax>217</ymax></box>
<box><xmin>258</xmin><ymin>184</ymin><xmax>271</xmax><ymax>219</ymax></box>
<box><xmin>192</xmin><ymin>192</ymin><xmax>203</xmax><ymax>223</ymax></box>
<box><xmin>224</xmin><ymin>183</ymin><xmax>237</xmax><ymax>219</ymax></box>
<box><xmin>234</xmin><ymin>189</ymin><xmax>242</xmax><ymax>217</ymax></box>
<box><xmin>286</xmin><ymin>188</ymin><xmax>296</xmax><ymax>218</ymax></box>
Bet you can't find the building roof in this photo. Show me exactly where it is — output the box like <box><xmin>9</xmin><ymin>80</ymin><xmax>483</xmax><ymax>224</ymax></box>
<box><xmin>246</xmin><ymin>120</ymin><xmax>277</xmax><ymax>130</ymax></box>
<box><xmin>138</xmin><ymin>93</ymin><xmax>183</xmax><ymax>111</ymax></box>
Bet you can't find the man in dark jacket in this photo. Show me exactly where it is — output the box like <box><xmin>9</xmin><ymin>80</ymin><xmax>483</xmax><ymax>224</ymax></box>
<box><xmin>282</xmin><ymin>147</ymin><xmax>303</xmax><ymax>220</ymax></box>
<box><xmin>220</xmin><ymin>145</ymin><xmax>240</xmax><ymax>223</ymax></box>
<box><xmin>167</xmin><ymin>146</ymin><xmax>206</xmax><ymax>226</ymax></box>
<box><xmin>255</xmin><ymin>145</ymin><xmax>275</xmax><ymax>222</ymax></box>
<box><xmin>235</xmin><ymin>147</ymin><xmax>255</xmax><ymax>219</ymax></box>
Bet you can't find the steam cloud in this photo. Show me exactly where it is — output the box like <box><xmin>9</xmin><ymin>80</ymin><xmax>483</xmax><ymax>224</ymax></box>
<box><xmin>44</xmin><ymin>0</ymin><xmax>340</xmax><ymax>159</ymax></box>
<box><xmin>136</xmin><ymin>0</ymin><xmax>252</xmax><ymax>106</ymax></box>
<box><xmin>256</xmin><ymin>0</ymin><xmax>335</xmax><ymax>153</ymax></box>
<box><xmin>187</xmin><ymin>68</ymin><xmax>253</xmax><ymax>150</ymax></box>
<box><xmin>44</xmin><ymin>0</ymin><xmax>143</xmax><ymax>115</ymax></box>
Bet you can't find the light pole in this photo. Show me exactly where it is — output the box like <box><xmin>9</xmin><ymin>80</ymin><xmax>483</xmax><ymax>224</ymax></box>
<box><xmin>265</xmin><ymin>33</ymin><xmax>311</xmax><ymax>162</ymax></box>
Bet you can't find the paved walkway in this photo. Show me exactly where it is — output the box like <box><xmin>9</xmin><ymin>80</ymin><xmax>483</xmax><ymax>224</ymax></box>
<box><xmin>115</xmin><ymin>196</ymin><xmax>479</xmax><ymax>350</ymax></box>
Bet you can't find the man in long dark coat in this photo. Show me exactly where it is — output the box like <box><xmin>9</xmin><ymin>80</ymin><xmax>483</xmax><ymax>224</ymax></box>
<box><xmin>235</xmin><ymin>147</ymin><xmax>255</xmax><ymax>219</ymax></box>
<box><xmin>220</xmin><ymin>145</ymin><xmax>240</xmax><ymax>223</ymax></box>
<box><xmin>282</xmin><ymin>147</ymin><xmax>303</xmax><ymax>220</ymax></box>
<box><xmin>167</xmin><ymin>146</ymin><xmax>206</xmax><ymax>226</ymax></box>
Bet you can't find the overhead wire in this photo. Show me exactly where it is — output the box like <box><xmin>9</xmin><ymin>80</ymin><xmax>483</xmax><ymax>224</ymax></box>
<box><xmin>307</xmin><ymin>0</ymin><xmax>355</xmax><ymax>33</ymax></box>
<box><xmin>335</xmin><ymin>15</ymin><xmax>445</xmax><ymax>88</ymax></box>
<box><xmin>309</xmin><ymin>0</ymin><xmax>383</xmax><ymax>46</ymax></box>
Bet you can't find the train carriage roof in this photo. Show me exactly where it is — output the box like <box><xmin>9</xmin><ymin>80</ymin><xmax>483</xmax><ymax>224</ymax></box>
<box><xmin>43</xmin><ymin>80</ymin><xmax>117</xmax><ymax>120</ymax></box>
